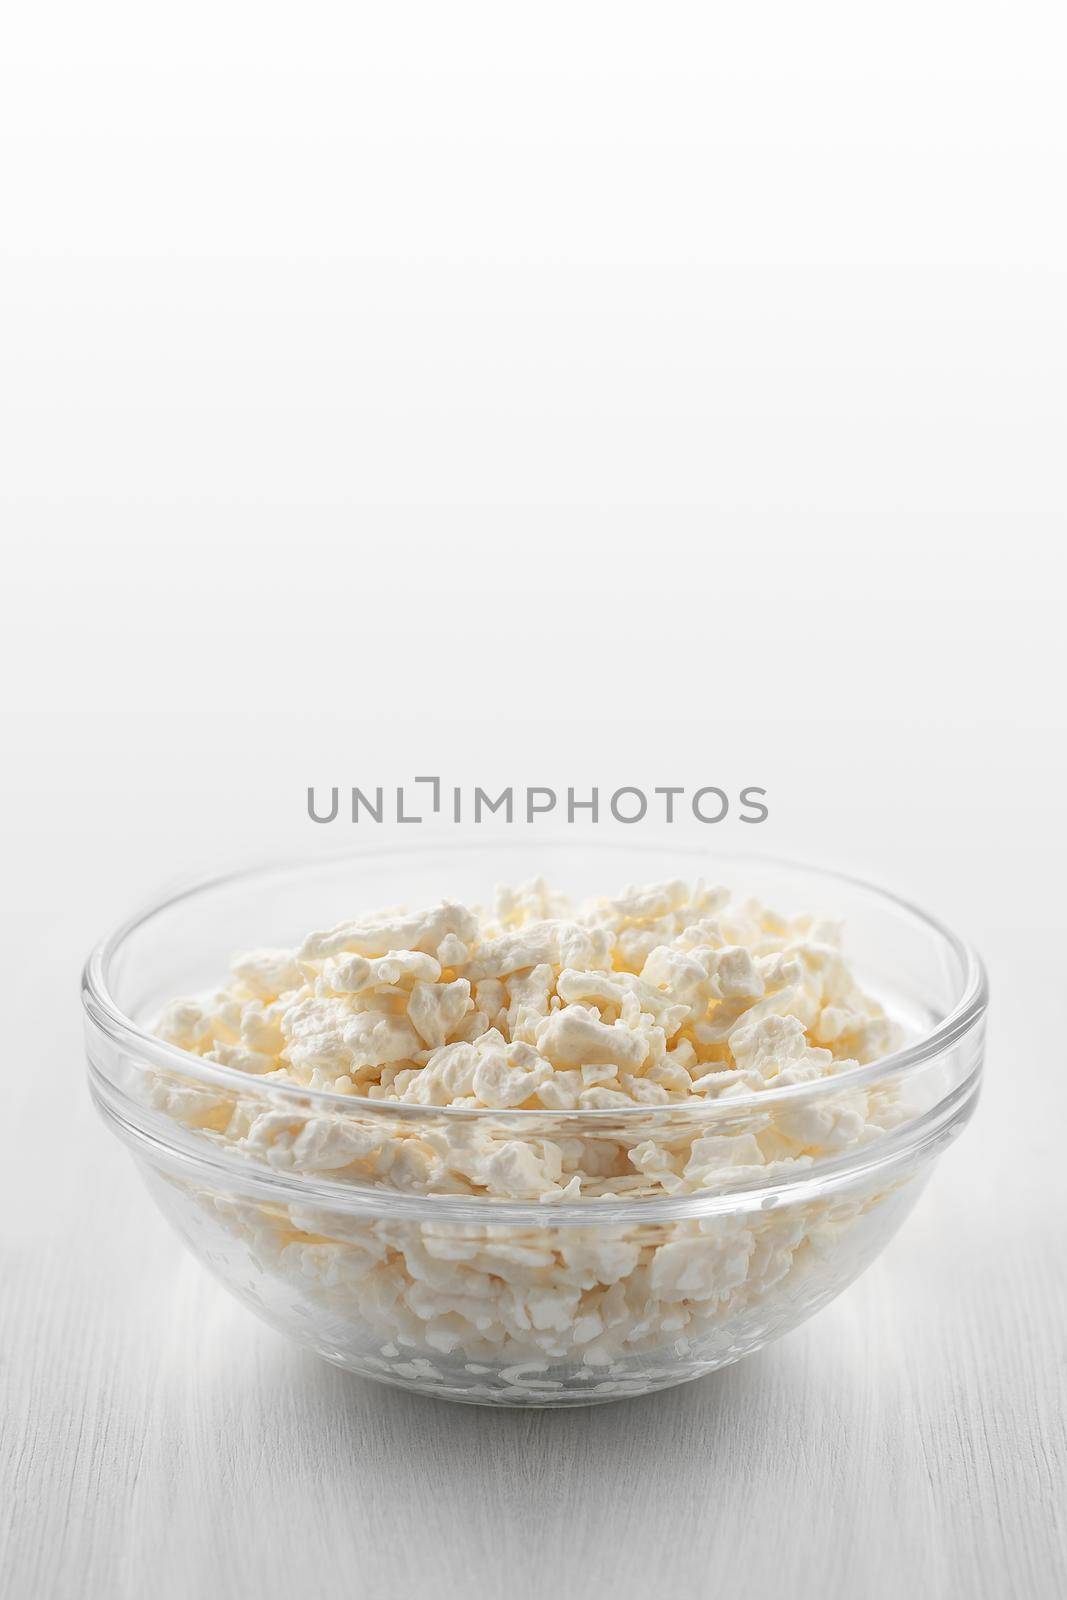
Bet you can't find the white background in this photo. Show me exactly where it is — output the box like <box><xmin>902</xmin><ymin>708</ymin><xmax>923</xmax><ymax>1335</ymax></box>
<box><xmin>1</xmin><ymin>2</ymin><xmax>1065</xmax><ymax>1596</ymax></box>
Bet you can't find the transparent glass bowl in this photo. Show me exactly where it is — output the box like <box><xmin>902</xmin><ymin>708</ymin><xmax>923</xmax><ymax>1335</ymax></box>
<box><xmin>83</xmin><ymin>844</ymin><xmax>987</xmax><ymax>1407</ymax></box>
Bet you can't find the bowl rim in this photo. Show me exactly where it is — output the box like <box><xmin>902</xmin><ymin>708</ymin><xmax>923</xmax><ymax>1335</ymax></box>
<box><xmin>89</xmin><ymin>1049</ymin><xmax>981</xmax><ymax>1223</ymax></box>
<box><xmin>82</xmin><ymin>839</ymin><xmax>989</xmax><ymax>1125</ymax></box>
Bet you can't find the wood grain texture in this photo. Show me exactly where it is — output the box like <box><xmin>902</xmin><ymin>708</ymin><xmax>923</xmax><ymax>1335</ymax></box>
<box><xmin>3</xmin><ymin>1004</ymin><xmax>1065</xmax><ymax>1600</ymax></box>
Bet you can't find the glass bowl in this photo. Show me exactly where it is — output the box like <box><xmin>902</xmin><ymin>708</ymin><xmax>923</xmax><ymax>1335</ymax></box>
<box><xmin>82</xmin><ymin>843</ymin><xmax>987</xmax><ymax>1407</ymax></box>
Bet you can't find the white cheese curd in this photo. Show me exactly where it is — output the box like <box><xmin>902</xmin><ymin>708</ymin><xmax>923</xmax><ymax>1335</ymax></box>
<box><xmin>148</xmin><ymin>878</ymin><xmax>911</xmax><ymax>1399</ymax></box>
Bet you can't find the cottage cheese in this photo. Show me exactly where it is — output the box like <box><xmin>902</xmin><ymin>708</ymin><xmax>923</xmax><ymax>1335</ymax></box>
<box><xmin>148</xmin><ymin>878</ymin><xmax>910</xmax><ymax>1398</ymax></box>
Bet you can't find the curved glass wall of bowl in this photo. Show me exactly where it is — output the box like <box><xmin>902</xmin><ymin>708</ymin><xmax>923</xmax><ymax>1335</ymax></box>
<box><xmin>83</xmin><ymin>844</ymin><xmax>986</xmax><ymax>1407</ymax></box>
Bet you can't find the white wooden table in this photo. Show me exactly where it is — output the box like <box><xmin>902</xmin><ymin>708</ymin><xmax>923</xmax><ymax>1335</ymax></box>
<box><xmin>3</xmin><ymin>944</ymin><xmax>1065</xmax><ymax>1600</ymax></box>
